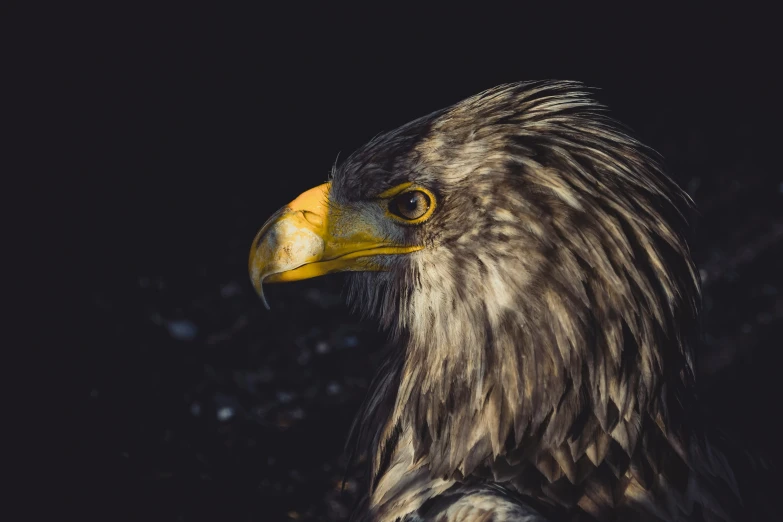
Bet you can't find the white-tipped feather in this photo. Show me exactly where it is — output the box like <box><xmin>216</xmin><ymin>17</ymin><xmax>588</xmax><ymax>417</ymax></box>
<box><xmin>328</xmin><ymin>81</ymin><xmax>748</xmax><ymax>521</ymax></box>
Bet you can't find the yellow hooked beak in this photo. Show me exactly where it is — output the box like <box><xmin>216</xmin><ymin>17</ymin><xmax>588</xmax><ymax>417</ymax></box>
<box><xmin>249</xmin><ymin>182</ymin><xmax>422</xmax><ymax>307</ymax></box>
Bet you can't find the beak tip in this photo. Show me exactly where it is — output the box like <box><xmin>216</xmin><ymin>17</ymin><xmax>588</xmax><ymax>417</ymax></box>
<box><xmin>250</xmin><ymin>273</ymin><xmax>272</xmax><ymax>311</ymax></box>
<box><xmin>260</xmin><ymin>288</ymin><xmax>271</xmax><ymax>310</ymax></box>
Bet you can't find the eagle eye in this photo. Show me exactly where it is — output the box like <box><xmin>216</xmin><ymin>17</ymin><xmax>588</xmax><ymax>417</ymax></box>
<box><xmin>389</xmin><ymin>190</ymin><xmax>431</xmax><ymax>222</ymax></box>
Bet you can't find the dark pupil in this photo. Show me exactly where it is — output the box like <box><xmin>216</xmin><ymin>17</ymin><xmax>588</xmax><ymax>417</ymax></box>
<box><xmin>390</xmin><ymin>190</ymin><xmax>430</xmax><ymax>220</ymax></box>
<box><xmin>402</xmin><ymin>194</ymin><xmax>420</xmax><ymax>213</ymax></box>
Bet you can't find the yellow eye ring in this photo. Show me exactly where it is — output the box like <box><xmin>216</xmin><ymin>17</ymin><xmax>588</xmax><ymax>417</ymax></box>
<box><xmin>380</xmin><ymin>183</ymin><xmax>437</xmax><ymax>225</ymax></box>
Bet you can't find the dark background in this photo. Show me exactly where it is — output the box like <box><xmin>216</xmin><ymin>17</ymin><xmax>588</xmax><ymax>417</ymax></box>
<box><xmin>28</xmin><ymin>4</ymin><xmax>782</xmax><ymax>521</ymax></box>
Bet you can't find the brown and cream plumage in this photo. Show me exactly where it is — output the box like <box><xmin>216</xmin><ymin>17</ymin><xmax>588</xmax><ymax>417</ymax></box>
<box><xmin>249</xmin><ymin>81</ymin><xmax>759</xmax><ymax>521</ymax></box>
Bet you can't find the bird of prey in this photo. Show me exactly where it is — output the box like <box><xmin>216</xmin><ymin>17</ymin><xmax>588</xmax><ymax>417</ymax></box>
<box><xmin>248</xmin><ymin>81</ymin><xmax>761</xmax><ymax>521</ymax></box>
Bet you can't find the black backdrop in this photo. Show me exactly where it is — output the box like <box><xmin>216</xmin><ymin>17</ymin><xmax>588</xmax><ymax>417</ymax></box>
<box><xmin>32</xmin><ymin>4</ymin><xmax>782</xmax><ymax>521</ymax></box>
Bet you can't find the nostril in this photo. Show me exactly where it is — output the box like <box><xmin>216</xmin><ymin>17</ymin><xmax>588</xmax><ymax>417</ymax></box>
<box><xmin>301</xmin><ymin>209</ymin><xmax>324</xmax><ymax>228</ymax></box>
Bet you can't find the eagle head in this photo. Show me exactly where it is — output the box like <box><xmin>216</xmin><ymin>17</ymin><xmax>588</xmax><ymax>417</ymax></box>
<box><xmin>249</xmin><ymin>81</ymin><xmax>738</xmax><ymax>521</ymax></box>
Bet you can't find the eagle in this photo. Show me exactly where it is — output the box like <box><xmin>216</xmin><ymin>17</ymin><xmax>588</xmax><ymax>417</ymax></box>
<box><xmin>248</xmin><ymin>81</ymin><xmax>762</xmax><ymax>521</ymax></box>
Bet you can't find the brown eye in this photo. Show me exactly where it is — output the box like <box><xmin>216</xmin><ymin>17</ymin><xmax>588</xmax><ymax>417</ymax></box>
<box><xmin>389</xmin><ymin>190</ymin><xmax>431</xmax><ymax>221</ymax></box>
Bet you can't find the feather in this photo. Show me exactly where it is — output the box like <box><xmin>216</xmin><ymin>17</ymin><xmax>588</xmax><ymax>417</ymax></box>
<box><xmin>323</xmin><ymin>81</ymin><xmax>750</xmax><ymax>520</ymax></box>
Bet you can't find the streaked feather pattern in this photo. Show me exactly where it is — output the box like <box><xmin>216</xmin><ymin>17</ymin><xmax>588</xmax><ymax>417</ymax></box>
<box><xmin>333</xmin><ymin>82</ymin><xmax>755</xmax><ymax>521</ymax></box>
